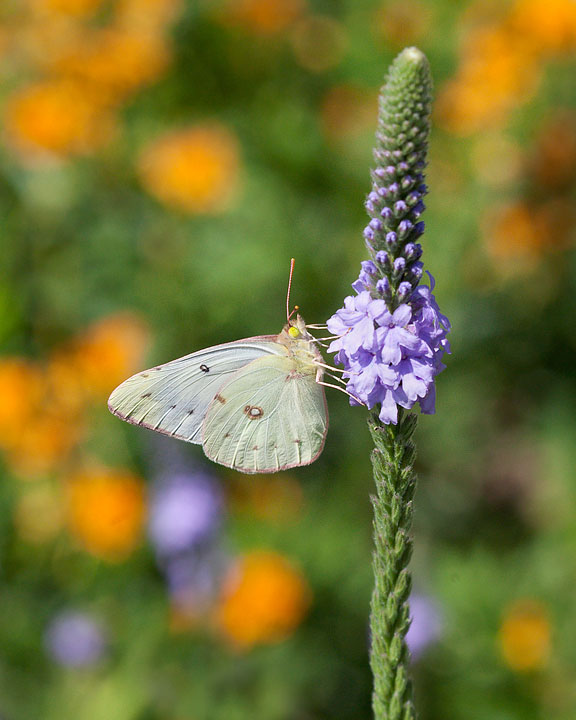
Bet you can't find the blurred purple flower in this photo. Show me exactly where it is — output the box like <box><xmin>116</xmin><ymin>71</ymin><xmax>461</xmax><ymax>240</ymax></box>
<box><xmin>164</xmin><ymin>545</ymin><xmax>229</xmax><ymax>609</ymax></box>
<box><xmin>406</xmin><ymin>594</ymin><xmax>442</xmax><ymax>660</ymax></box>
<box><xmin>45</xmin><ymin>611</ymin><xmax>106</xmax><ymax>668</ymax></box>
<box><xmin>148</xmin><ymin>471</ymin><xmax>223</xmax><ymax>556</ymax></box>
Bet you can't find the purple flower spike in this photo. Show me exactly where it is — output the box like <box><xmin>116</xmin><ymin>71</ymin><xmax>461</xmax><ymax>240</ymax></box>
<box><xmin>325</xmin><ymin>48</ymin><xmax>449</xmax><ymax>425</ymax></box>
<box><xmin>45</xmin><ymin>611</ymin><xmax>106</xmax><ymax>668</ymax></box>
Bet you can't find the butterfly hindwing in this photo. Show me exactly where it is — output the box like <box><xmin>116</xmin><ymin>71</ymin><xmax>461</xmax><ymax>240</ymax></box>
<box><xmin>107</xmin><ymin>337</ymin><xmax>282</xmax><ymax>444</ymax></box>
<box><xmin>201</xmin><ymin>354</ymin><xmax>328</xmax><ymax>473</ymax></box>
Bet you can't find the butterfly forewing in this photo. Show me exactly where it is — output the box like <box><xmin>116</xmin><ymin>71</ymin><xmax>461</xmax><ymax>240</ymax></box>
<box><xmin>201</xmin><ymin>354</ymin><xmax>328</xmax><ymax>473</ymax></box>
<box><xmin>107</xmin><ymin>338</ymin><xmax>282</xmax><ymax>444</ymax></box>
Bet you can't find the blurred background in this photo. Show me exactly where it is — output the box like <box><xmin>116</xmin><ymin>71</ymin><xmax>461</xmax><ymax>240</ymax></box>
<box><xmin>0</xmin><ymin>0</ymin><xmax>575</xmax><ymax>718</ymax></box>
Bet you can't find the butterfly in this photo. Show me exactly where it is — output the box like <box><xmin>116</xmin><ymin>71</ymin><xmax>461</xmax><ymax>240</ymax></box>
<box><xmin>107</xmin><ymin>313</ymin><xmax>329</xmax><ymax>474</ymax></box>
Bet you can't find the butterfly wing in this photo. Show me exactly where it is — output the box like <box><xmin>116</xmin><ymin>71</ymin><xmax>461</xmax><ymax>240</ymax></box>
<box><xmin>201</xmin><ymin>354</ymin><xmax>328</xmax><ymax>473</ymax></box>
<box><xmin>107</xmin><ymin>337</ymin><xmax>283</xmax><ymax>444</ymax></box>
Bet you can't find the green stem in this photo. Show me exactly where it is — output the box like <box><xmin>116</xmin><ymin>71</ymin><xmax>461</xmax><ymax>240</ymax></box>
<box><xmin>369</xmin><ymin>408</ymin><xmax>418</xmax><ymax>720</ymax></box>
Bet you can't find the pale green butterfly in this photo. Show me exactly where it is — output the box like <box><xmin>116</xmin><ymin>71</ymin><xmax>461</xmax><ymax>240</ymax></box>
<box><xmin>108</xmin><ymin>265</ymin><xmax>332</xmax><ymax>473</ymax></box>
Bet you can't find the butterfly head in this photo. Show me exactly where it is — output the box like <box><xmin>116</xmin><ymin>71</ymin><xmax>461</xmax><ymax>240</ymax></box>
<box><xmin>285</xmin><ymin>314</ymin><xmax>310</xmax><ymax>341</ymax></box>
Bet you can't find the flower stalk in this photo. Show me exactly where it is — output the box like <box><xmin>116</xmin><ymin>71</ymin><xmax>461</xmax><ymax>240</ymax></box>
<box><xmin>369</xmin><ymin>409</ymin><xmax>417</xmax><ymax>720</ymax></box>
<box><xmin>326</xmin><ymin>47</ymin><xmax>449</xmax><ymax>719</ymax></box>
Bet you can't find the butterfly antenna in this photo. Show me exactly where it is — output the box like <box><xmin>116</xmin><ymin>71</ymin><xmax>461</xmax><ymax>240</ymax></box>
<box><xmin>286</xmin><ymin>258</ymin><xmax>295</xmax><ymax>323</ymax></box>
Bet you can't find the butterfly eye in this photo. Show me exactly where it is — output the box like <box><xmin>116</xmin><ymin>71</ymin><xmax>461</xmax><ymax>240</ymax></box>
<box><xmin>288</xmin><ymin>326</ymin><xmax>300</xmax><ymax>338</ymax></box>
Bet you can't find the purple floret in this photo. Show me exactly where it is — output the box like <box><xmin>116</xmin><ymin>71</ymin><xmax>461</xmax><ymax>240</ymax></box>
<box><xmin>327</xmin><ymin>270</ymin><xmax>450</xmax><ymax>425</ymax></box>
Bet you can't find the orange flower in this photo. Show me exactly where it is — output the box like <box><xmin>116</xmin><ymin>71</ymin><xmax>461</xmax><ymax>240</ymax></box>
<box><xmin>0</xmin><ymin>359</ymin><xmax>45</xmax><ymax>445</ymax></box>
<box><xmin>498</xmin><ymin>599</ymin><xmax>551</xmax><ymax>671</ymax></box>
<box><xmin>53</xmin><ymin>27</ymin><xmax>172</xmax><ymax>100</ymax></box>
<box><xmin>66</xmin><ymin>466</ymin><xmax>145</xmax><ymax>560</ymax></box>
<box><xmin>484</xmin><ymin>199</ymin><xmax>575</xmax><ymax>266</ymax></box>
<box><xmin>437</xmin><ymin>26</ymin><xmax>540</xmax><ymax>135</ymax></box>
<box><xmin>5</xmin><ymin>412</ymin><xmax>82</xmax><ymax>479</ymax></box>
<box><xmin>116</xmin><ymin>0</ymin><xmax>183</xmax><ymax>30</ymax></box>
<box><xmin>30</xmin><ymin>0</ymin><xmax>105</xmax><ymax>17</ymax></box>
<box><xmin>66</xmin><ymin>312</ymin><xmax>150</xmax><ymax>398</ymax></box>
<box><xmin>138</xmin><ymin>124</ymin><xmax>241</xmax><ymax>214</ymax></box>
<box><xmin>4</xmin><ymin>80</ymin><xmax>115</xmax><ymax>159</ymax></box>
<box><xmin>510</xmin><ymin>0</ymin><xmax>576</xmax><ymax>53</ymax></box>
<box><xmin>216</xmin><ymin>550</ymin><xmax>310</xmax><ymax>649</ymax></box>
<box><xmin>483</xmin><ymin>201</ymin><xmax>542</xmax><ymax>270</ymax></box>
<box><xmin>217</xmin><ymin>0</ymin><xmax>305</xmax><ymax>36</ymax></box>
<box><xmin>0</xmin><ymin>357</ymin><xmax>84</xmax><ymax>478</ymax></box>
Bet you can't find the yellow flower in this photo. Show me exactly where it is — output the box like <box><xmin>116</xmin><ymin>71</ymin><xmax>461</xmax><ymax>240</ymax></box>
<box><xmin>498</xmin><ymin>599</ymin><xmax>551</xmax><ymax>671</ymax></box>
<box><xmin>216</xmin><ymin>550</ymin><xmax>310</xmax><ymax>649</ymax></box>
<box><xmin>4</xmin><ymin>80</ymin><xmax>115</xmax><ymax>159</ymax></box>
<box><xmin>66</xmin><ymin>466</ymin><xmax>145</xmax><ymax>560</ymax></box>
<box><xmin>138</xmin><ymin>124</ymin><xmax>241</xmax><ymax>214</ymax></box>
<box><xmin>216</xmin><ymin>0</ymin><xmax>305</xmax><ymax>36</ymax></box>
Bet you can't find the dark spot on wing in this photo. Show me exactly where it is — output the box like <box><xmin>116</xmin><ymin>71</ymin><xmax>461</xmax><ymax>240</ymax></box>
<box><xmin>200</xmin><ymin>364</ymin><xmax>210</xmax><ymax>373</ymax></box>
<box><xmin>170</xmin><ymin>405</ymin><xmax>176</xmax><ymax>409</ymax></box>
<box><xmin>141</xmin><ymin>373</ymin><xmax>149</xmax><ymax>378</ymax></box>
<box><xmin>244</xmin><ymin>405</ymin><xmax>264</xmax><ymax>419</ymax></box>
<box><xmin>224</xmin><ymin>433</ymin><xmax>231</xmax><ymax>438</ymax></box>
<box><xmin>141</xmin><ymin>393</ymin><xmax>151</xmax><ymax>398</ymax></box>
<box><xmin>294</xmin><ymin>439</ymin><xmax>303</xmax><ymax>444</ymax></box>
<box><xmin>187</xmin><ymin>409</ymin><xmax>194</xmax><ymax>415</ymax></box>
<box><xmin>215</xmin><ymin>394</ymin><xmax>226</xmax><ymax>404</ymax></box>
<box><xmin>253</xmin><ymin>445</ymin><xmax>260</xmax><ymax>450</ymax></box>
